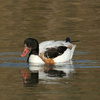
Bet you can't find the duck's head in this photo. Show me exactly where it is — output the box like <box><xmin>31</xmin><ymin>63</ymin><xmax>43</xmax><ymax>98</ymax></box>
<box><xmin>20</xmin><ymin>38</ymin><xmax>39</xmax><ymax>57</ymax></box>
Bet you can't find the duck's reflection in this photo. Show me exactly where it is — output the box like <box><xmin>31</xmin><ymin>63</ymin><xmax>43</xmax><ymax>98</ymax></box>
<box><xmin>21</xmin><ymin>60</ymin><xmax>75</xmax><ymax>87</ymax></box>
<box><xmin>21</xmin><ymin>70</ymin><xmax>38</xmax><ymax>87</ymax></box>
<box><xmin>44</xmin><ymin>69</ymin><xmax>66</xmax><ymax>77</ymax></box>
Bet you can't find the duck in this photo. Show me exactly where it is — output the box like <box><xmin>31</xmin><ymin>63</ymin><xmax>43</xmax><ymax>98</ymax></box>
<box><xmin>20</xmin><ymin>37</ymin><xmax>76</xmax><ymax>65</ymax></box>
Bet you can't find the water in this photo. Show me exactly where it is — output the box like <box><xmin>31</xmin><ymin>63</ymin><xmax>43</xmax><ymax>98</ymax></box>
<box><xmin>0</xmin><ymin>51</ymin><xmax>100</xmax><ymax>100</ymax></box>
<box><xmin>0</xmin><ymin>0</ymin><xmax>100</xmax><ymax>100</ymax></box>
<box><xmin>0</xmin><ymin>51</ymin><xmax>99</xmax><ymax>68</ymax></box>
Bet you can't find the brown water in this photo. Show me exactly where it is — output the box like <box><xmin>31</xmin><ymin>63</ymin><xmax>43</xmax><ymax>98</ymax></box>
<box><xmin>0</xmin><ymin>0</ymin><xmax>100</xmax><ymax>100</ymax></box>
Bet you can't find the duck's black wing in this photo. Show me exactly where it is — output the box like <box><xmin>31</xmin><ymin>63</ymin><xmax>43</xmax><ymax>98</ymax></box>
<box><xmin>44</xmin><ymin>46</ymin><xmax>67</xmax><ymax>58</ymax></box>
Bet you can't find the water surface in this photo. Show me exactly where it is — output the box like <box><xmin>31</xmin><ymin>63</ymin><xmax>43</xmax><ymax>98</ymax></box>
<box><xmin>0</xmin><ymin>51</ymin><xmax>100</xmax><ymax>100</ymax></box>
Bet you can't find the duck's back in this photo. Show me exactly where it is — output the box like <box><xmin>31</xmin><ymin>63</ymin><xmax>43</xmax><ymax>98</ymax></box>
<box><xmin>39</xmin><ymin>39</ymin><xmax>76</xmax><ymax>63</ymax></box>
<box><xmin>44</xmin><ymin>46</ymin><xmax>67</xmax><ymax>59</ymax></box>
<box><xmin>39</xmin><ymin>40</ymin><xmax>55</xmax><ymax>54</ymax></box>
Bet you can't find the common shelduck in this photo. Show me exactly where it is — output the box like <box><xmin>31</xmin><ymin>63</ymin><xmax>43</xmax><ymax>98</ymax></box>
<box><xmin>20</xmin><ymin>37</ymin><xmax>76</xmax><ymax>65</ymax></box>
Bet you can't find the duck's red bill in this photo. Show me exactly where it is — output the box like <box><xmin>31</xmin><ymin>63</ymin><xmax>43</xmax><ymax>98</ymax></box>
<box><xmin>20</xmin><ymin>46</ymin><xmax>29</xmax><ymax>57</ymax></box>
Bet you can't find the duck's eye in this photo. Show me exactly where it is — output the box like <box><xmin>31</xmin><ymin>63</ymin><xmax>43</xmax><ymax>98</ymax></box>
<box><xmin>26</xmin><ymin>47</ymin><xmax>30</xmax><ymax>50</ymax></box>
<box><xmin>24</xmin><ymin>44</ymin><xmax>29</xmax><ymax>50</ymax></box>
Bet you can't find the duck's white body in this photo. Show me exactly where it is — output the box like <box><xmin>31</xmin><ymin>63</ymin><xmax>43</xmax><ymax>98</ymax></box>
<box><xmin>28</xmin><ymin>40</ymin><xmax>76</xmax><ymax>65</ymax></box>
<box><xmin>29</xmin><ymin>55</ymin><xmax>45</xmax><ymax>64</ymax></box>
<box><xmin>53</xmin><ymin>48</ymin><xmax>71</xmax><ymax>63</ymax></box>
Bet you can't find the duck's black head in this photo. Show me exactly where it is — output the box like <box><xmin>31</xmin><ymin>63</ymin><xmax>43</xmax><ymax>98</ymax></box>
<box><xmin>21</xmin><ymin>38</ymin><xmax>39</xmax><ymax>57</ymax></box>
<box><xmin>24</xmin><ymin>38</ymin><xmax>39</xmax><ymax>55</ymax></box>
<box><xmin>24</xmin><ymin>38</ymin><xmax>39</xmax><ymax>50</ymax></box>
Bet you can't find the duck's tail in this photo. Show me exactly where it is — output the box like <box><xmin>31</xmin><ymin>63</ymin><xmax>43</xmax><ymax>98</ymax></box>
<box><xmin>65</xmin><ymin>37</ymin><xmax>70</xmax><ymax>42</ymax></box>
<box><xmin>65</xmin><ymin>37</ymin><xmax>76</xmax><ymax>59</ymax></box>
